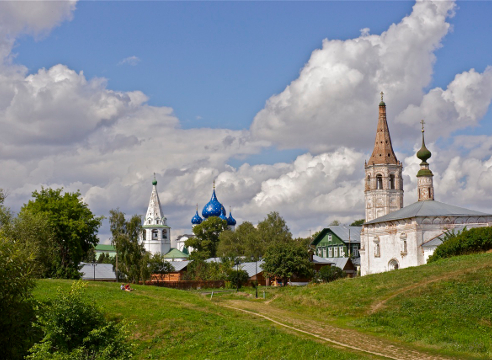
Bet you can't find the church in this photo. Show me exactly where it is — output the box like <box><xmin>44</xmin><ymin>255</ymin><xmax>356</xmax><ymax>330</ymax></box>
<box><xmin>359</xmin><ymin>94</ymin><xmax>492</xmax><ymax>275</ymax></box>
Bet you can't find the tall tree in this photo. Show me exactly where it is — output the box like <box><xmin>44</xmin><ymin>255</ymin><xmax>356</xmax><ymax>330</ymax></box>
<box><xmin>217</xmin><ymin>221</ymin><xmax>258</xmax><ymax>259</ymax></box>
<box><xmin>261</xmin><ymin>241</ymin><xmax>313</xmax><ymax>286</ymax></box>
<box><xmin>109</xmin><ymin>209</ymin><xmax>149</xmax><ymax>283</ymax></box>
<box><xmin>256</xmin><ymin>212</ymin><xmax>292</xmax><ymax>255</ymax></box>
<box><xmin>20</xmin><ymin>188</ymin><xmax>103</xmax><ymax>279</ymax></box>
<box><xmin>187</xmin><ymin>217</ymin><xmax>228</xmax><ymax>259</ymax></box>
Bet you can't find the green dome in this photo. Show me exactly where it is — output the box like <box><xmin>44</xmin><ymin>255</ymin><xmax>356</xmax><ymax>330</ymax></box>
<box><xmin>379</xmin><ymin>101</ymin><xmax>386</xmax><ymax>106</ymax></box>
<box><xmin>417</xmin><ymin>132</ymin><xmax>431</xmax><ymax>163</ymax></box>
<box><xmin>152</xmin><ymin>179</ymin><xmax>157</xmax><ymax>186</ymax></box>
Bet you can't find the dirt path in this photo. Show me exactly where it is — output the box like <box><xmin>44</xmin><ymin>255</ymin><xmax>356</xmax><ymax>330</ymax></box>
<box><xmin>220</xmin><ymin>300</ymin><xmax>454</xmax><ymax>360</ymax></box>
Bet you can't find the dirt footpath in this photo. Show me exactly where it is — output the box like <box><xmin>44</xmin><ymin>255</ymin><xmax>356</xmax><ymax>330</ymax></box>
<box><xmin>219</xmin><ymin>299</ymin><xmax>454</xmax><ymax>360</ymax></box>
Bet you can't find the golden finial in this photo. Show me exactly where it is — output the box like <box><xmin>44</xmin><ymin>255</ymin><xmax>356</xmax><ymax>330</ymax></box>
<box><xmin>380</xmin><ymin>91</ymin><xmax>384</xmax><ymax>102</ymax></box>
<box><xmin>420</xmin><ymin>119</ymin><xmax>425</xmax><ymax>132</ymax></box>
<box><xmin>213</xmin><ymin>180</ymin><xmax>215</xmax><ymax>189</ymax></box>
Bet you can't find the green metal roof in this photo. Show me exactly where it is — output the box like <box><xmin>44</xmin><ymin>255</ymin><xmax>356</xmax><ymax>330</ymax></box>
<box><xmin>95</xmin><ymin>244</ymin><xmax>115</xmax><ymax>252</ymax></box>
<box><xmin>163</xmin><ymin>248</ymin><xmax>189</xmax><ymax>259</ymax></box>
<box><xmin>142</xmin><ymin>224</ymin><xmax>170</xmax><ymax>229</ymax></box>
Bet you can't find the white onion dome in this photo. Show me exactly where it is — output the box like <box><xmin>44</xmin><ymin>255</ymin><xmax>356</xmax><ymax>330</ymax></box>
<box><xmin>191</xmin><ymin>209</ymin><xmax>203</xmax><ymax>225</ymax></box>
<box><xmin>227</xmin><ymin>210</ymin><xmax>236</xmax><ymax>226</ymax></box>
<box><xmin>202</xmin><ymin>188</ymin><xmax>226</xmax><ymax>218</ymax></box>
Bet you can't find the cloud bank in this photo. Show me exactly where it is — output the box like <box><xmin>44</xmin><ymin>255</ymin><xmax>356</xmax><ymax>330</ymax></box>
<box><xmin>2</xmin><ymin>1</ymin><xmax>492</xmax><ymax>241</ymax></box>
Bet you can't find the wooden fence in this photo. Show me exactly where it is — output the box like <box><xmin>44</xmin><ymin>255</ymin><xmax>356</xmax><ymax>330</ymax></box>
<box><xmin>147</xmin><ymin>280</ymin><xmax>225</xmax><ymax>290</ymax></box>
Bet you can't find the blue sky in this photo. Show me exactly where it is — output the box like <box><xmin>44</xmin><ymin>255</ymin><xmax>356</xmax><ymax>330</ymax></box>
<box><xmin>2</xmin><ymin>1</ymin><xmax>492</xmax><ymax>239</ymax></box>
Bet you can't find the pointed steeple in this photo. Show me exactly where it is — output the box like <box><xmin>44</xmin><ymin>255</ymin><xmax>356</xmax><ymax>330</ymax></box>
<box><xmin>368</xmin><ymin>92</ymin><xmax>399</xmax><ymax>166</ymax></box>
<box><xmin>145</xmin><ymin>176</ymin><xmax>164</xmax><ymax>225</ymax></box>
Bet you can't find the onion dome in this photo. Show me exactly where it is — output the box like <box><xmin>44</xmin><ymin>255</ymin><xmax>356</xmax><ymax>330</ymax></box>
<box><xmin>379</xmin><ymin>90</ymin><xmax>386</xmax><ymax>106</ymax></box>
<box><xmin>417</xmin><ymin>129</ymin><xmax>431</xmax><ymax>164</ymax></box>
<box><xmin>219</xmin><ymin>207</ymin><xmax>228</xmax><ymax>222</ymax></box>
<box><xmin>202</xmin><ymin>182</ymin><xmax>226</xmax><ymax>218</ymax></box>
<box><xmin>227</xmin><ymin>208</ymin><xmax>236</xmax><ymax>226</ymax></box>
<box><xmin>152</xmin><ymin>173</ymin><xmax>157</xmax><ymax>186</ymax></box>
<box><xmin>191</xmin><ymin>206</ymin><xmax>203</xmax><ymax>225</ymax></box>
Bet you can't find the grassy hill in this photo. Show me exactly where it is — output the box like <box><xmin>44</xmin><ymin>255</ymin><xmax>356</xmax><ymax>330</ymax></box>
<box><xmin>33</xmin><ymin>253</ymin><xmax>492</xmax><ymax>359</ymax></box>
<box><xmin>33</xmin><ymin>280</ymin><xmax>375</xmax><ymax>359</ymax></box>
<box><xmin>217</xmin><ymin>252</ymin><xmax>492</xmax><ymax>359</ymax></box>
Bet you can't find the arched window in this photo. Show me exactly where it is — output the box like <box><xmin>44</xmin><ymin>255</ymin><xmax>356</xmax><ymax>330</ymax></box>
<box><xmin>152</xmin><ymin>229</ymin><xmax>158</xmax><ymax>239</ymax></box>
<box><xmin>389</xmin><ymin>174</ymin><xmax>395</xmax><ymax>189</ymax></box>
<box><xmin>162</xmin><ymin>229</ymin><xmax>167</xmax><ymax>239</ymax></box>
<box><xmin>142</xmin><ymin>230</ymin><xmax>146</xmax><ymax>241</ymax></box>
<box><xmin>367</xmin><ymin>175</ymin><xmax>371</xmax><ymax>188</ymax></box>
<box><xmin>388</xmin><ymin>259</ymin><xmax>399</xmax><ymax>270</ymax></box>
<box><xmin>376</xmin><ymin>174</ymin><xmax>383</xmax><ymax>190</ymax></box>
<box><xmin>374</xmin><ymin>243</ymin><xmax>380</xmax><ymax>257</ymax></box>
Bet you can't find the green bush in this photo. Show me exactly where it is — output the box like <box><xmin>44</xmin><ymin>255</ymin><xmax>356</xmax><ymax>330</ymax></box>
<box><xmin>317</xmin><ymin>266</ymin><xmax>346</xmax><ymax>282</ymax></box>
<box><xmin>0</xmin><ymin>234</ymin><xmax>40</xmax><ymax>360</ymax></box>
<box><xmin>228</xmin><ymin>269</ymin><xmax>249</xmax><ymax>289</ymax></box>
<box><xmin>27</xmin><ymin>281</ymin><xmax>133</xmax><ymax>359</ymax></box>
<box><xmin>428</xmin><ymin>226</ymin><xmax>492</xmax><ymax>262</ymax></box>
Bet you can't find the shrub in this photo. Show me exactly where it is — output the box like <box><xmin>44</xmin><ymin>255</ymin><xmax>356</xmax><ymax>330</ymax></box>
<box><xmin>428</xmin><ymin>226</ymin><xmax>492</xmax><ymax>262</ymax></box>
<box><xmin>228</xmin><ymin>269</ymin><xmax>250</xmax><ymax>289</ymax></box>
<box><xmin>27</xmin><ymin>281</ymin><xmax>133</xmax><ymax>359</ymax></box>
<box><xmin>317</xmin><ymin>266</ymin><xmax>346</xmax><ymax>283</ymax></box>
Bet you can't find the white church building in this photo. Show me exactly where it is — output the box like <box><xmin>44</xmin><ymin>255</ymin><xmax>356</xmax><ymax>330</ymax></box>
<box><xmin>359</xmin><ymin>95</ymin><xmax>492</xmax><ymax>275</ymax></box>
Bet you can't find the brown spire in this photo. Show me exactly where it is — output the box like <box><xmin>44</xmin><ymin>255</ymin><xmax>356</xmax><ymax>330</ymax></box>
<box><xmin>367</xmin><ymin>92</ymin><xmax>398</xmax><ymax>165</ymax></box>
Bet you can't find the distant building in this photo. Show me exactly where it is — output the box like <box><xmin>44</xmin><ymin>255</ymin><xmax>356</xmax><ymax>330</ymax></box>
<box><xmin>311</xmin><ymin>226</ymin><xmax>361</xmax><ymax>259</ymax></box>
<box><xmin>94</xmin><ymin>244</ymin><xmax>116</xmax><ymax>259</ymax></box>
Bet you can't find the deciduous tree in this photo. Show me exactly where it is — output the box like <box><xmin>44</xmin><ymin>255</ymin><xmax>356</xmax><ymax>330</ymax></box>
<box><xmin>110</xmin><ymin>209</ymin><xmax>149</xmax><ymax>283</ymax></box>
<box><xmin>20</xmin><ymin>187</ymin><xmax>103</xmax><ymax>279</ymax></box>
<box><xmin>261</xmin><ymin>241</ymin><xmax>313</xmax><ymax>285</ymax></box>
<box><xmin>187</xmin><ymin>217</ymin><xmax>228</xmax><ymax>259</ymax></box>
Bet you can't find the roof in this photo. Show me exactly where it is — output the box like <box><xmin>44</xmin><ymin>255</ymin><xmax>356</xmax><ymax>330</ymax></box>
<box><xmin>320</xmin><ymin>257</ymin><xmax>353</xmax><ymax>270</ymax></box>
<box><xmin>80</xmin><ymin>263</ymin><xmax>116</xmax><ymax>280</ymax></box>
<box><xmin>312</xmin><ymin>255</ymin><xmax>335</xmax><ymax>265</ymax></box>
<box><xmin>240</xmin><ymin>261</ymin><xmax>265</xmax><ymax>277</ymax></box>
<box><xmin>367</xmin><ymin>101</ymin><xmax>399</xmax><ymax>165</ymax></box>
<box><xmin>329</xmin><ymin>226</ymin><xmax>362</xmax><ymax>243</ymax></box>
<box><xmin>166</xmin><ymin>261</ymin><xmax>189</xmax><ymax>272</ymax></box>
<box><xmin>421</xmin><ymin>226</ymin><xmax>468</xmax><ymax>248</ymax></box>
<box><xmin>311</xmin><ymin>226</ymin><xmax>361</xmax><ymax>246</ymax></box>
<box><xmin>95</xmin><ymin>244</ymin><xmax>115</xmax><ymax>252</ymax></box>
<box><xmin>163</xmin><ymin>248</ymin><xmax>189</xmax><ymax>259</ymax></box>
<box><xmin>365</xmin><ymin>200</ymin><xmax>490</xmax><ymax>225</ymax></box>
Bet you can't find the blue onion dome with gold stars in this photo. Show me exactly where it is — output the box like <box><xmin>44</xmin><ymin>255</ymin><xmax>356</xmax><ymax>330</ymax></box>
<box><xmin>191</xmin><ymin>206</ymin><xmax>203</xmax><ymax>225</ymax></box>
<box><xmin>219</xmin><ymin>207</ymin><xmax>228</xmax><ymax>222</ymax></box>
<box><xmin>202</xmin><ymin>183</ymin><xmax>226</xmax><ymax>218</ymax></box>
<box><xmin>227</xmin><ymin>210</ymin><xmax>236</xmax><ymax>226</ymax></box>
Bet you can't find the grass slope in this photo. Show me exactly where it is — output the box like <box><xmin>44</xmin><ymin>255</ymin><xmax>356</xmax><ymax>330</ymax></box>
<box><xmin>229</xmin><ymin>253</ymin><xmax>492</xmax><ymax>359</ymax></box>
<box><xmin>33</xmin><ymin>280</ymin><xmax>376</xmax><ymax>359</ymax></box>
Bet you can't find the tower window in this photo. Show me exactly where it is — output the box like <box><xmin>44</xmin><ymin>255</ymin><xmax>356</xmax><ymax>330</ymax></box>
<box><xmin>376</xmin><ymin>174</ymin><xmax>383</xmax><ymax>189</ymax></box>
<box><xmin>389</xmin><ymin>174</ymin><xmax>395</xmax><ymax>189</ymax></box>
<box><xmin>152</xmin><ymin>229</ymin><xmax>158</xmax><ymax>239</ymax></box>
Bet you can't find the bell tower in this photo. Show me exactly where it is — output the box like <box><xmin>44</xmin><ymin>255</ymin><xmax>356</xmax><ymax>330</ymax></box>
<box><xmin>364</xmin><ymin>93</ymin><xmax>404</xmax><ymax>222</ymax></box>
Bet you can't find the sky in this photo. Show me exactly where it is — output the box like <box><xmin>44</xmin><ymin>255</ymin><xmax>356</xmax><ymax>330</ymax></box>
<box><xmin>2</xmin><ymin>0</ymin><xmax>492</xmax><ymax>242</ymax></box>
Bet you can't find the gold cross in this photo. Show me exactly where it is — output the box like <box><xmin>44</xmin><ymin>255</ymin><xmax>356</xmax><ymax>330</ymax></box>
<box><xmin>380</xmin><ymin>91</ymin><xmax>384</xmax><ymax>102</ymax></box>
<box><xmin>213</xmin><ymin>180</ymin><xmax>215</xmax><ymax>189</ymax></box>
<box><xmin>420</xmin><ymin>119</ymin><xmax>425</xmax><ymax>132</ymax></box>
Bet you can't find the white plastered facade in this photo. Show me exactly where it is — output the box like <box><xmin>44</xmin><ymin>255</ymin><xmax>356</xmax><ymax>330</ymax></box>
<box><xmin>360</xmin><ymin>216</ymin><xmax>492</xmax><ymax>276</ymax></box>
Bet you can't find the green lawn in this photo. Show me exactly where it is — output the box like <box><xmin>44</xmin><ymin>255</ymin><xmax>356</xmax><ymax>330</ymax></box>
<box><xmin>218</xmin><ymin>253</ymin><xmax>492</xmax><ymax>359</ymax></box>
<box><xmin>33</xmin><ymin>280</ymin><xmax>376</xmax><ymax>359</ymax></box>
